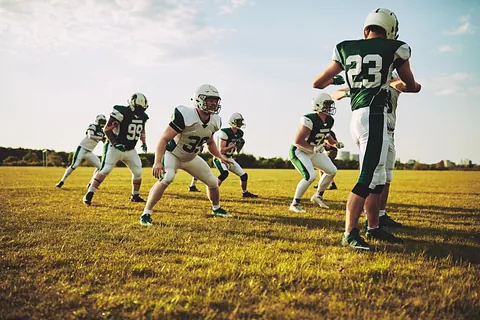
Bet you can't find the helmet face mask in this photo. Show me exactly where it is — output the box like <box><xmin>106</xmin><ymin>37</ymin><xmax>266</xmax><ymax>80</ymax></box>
<box><xmin>312</xmin><ymin>92</ymin><xmax>336</xmax><ymax>116</ymax></box>
<box><xmin>95</xmin><ymin>114</ymin><xmax>107</xmax><ymax>127</ymax></box>
<box><xmin>364</xmin><ymin>8</ymin><xmax>399</xmax><ymax>40</ymax></box>
<box><xmin>192</xmin><ymin>84</ymin><xmax>221</xmax><ymax>114</ymax></box>
<box><xmin>128</xmin><ymin>93</ymin><xmax>148</xmax><ymax>115</ymax></box>
<box><xmin>229</xmin><ymin>113</ymin><xmax>245</xmax><ymax>129</ymax></box>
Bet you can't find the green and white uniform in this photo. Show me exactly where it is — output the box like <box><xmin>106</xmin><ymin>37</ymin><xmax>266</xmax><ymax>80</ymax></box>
<box><xmin>214</xmin><ymin>128</ymin><xmax>246</xmax><ymax>178</ymax></box>
<box><xmin>333</xmin><ymin>38</ymin><xmax>410</xmax><ymax>190</ymax></box>
<box><xmin>69</xmin><ymin>123</ymin><xmax>105</xmax><ymax>169</ymax></box>
<box><xmin>161</xmin><ymin>105</ymin><xmax>221</xmax><ymax>188</ymax></box>
<box><xmin>386</xmin><ymin>86</ymin><xmax>401</xmax><ymax>183</ymax></box>
<box><xmin>100</xmin><ymin>105</ymin><xmax>149</xmax><ymax>178</ymax></box>
<box><xmin>289</xmin><ymin>113</ymin><xmax>337</xmax><ymax>198</ymax></box>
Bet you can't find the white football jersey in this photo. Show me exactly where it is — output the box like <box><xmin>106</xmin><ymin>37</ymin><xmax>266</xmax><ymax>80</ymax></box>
<box><xmin>79</xmin><ymin>124</ymin><xmax>105</xmax><ymax>151</ymax></box>
<box><xmin>387</xmin><ymin>87</ymin><xmax>401</xmax><ymax>132</ymax></box>
<box><xmin>167</xmin><ymin>105</ymin><xmax>222</xmax><ymax>162</ymax></box>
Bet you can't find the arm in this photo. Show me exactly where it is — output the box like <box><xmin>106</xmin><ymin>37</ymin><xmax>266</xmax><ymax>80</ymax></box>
<box><xmin>332</xmin><ymin>87</ymin><xmax>350</xmax><ymax>101</ymax></box>
<box><xmin>219</xmin><ymin>139</ymin><xmax>236</xmax><ymax>154</ymax></box>
<box><xmin>151</xmin><ymin>126</ymin><xmax>178</xmax><ymax>179</ymax></box>
<box><xmin>293</xmin><ymin>126</ymin><xmax>315</xmax><ymax>153</ymax></box>
<box><xmin>313</xmin><ymin>61</ymin><xmax>343</xmax><ymax>89</ymax></box>
<box><xmin>394</xmin><ymin>60</ymin><xmax>421</xmax><ymax>93</ymax></box>
<box><xmin>103</xmin><ymin>116</ymin><xmax>121</xmax><ymax>144</ymax></box>
<box><xmin>87</xmin><ymin>130</ymin><xmax>104</xmax><ymax>142</ymax></box>
<box><xmin>207</xmin><ymin>136</ymin><xmax>233</xmax><ymax>164</ymax></box>
<box><xmin>390</xmin><ymin>77</ymin><xmax>421</xmax><ymax>93</ymax></box>
<box><xmin>140</xmin><ymin>128</ymin><xmax>148</xmax><ymax>153</ymax></box>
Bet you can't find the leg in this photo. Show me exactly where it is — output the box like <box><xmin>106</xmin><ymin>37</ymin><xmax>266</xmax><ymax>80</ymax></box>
<box><xmin>289</xmin><ymin>146</ymin><xmax>316</xmax><ymax>212</ymax></box>
<box><xmin>189</xmin><ymin>177</ymin><xmax>200</xmax><ymax>192</ymax></box>
<box><xmin>123</xmin><ymin>150</ymin><xmax>144</xmax><ymax>201</ymax></box>
<box><xmin>213</xmin><ymin>157</ymin><xmax>229</xmax><ymax>187</ymax></box>
<box><xmin>57</xmin><ymin>146</ymin><xmax>85</xmax><ymax>187</ymax></box>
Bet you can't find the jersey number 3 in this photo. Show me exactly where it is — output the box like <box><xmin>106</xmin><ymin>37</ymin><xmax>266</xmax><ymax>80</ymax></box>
<box><xmin>183</xmin><ymin>136</ymin><xmax>209</xmax><ymax>153</ymax></box>
<box><xmin>346</xmin><ymin>54</ymin><xmax>382</xmax><ymax>88</ymax></box>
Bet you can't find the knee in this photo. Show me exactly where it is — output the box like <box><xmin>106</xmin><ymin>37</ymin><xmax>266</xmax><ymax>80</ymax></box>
<box><xmin>205</xmin><ymin>176</ymin><xmax>219</xmax><ymax>189</ymax></box>
<box><xmin>371</xmin><ymin>184</ymin><xmax>385</xmax><ymax>194</ymax></box>
<box><xmin>306</xmin><ymin>171</ymin><xmax>316</xmax><ymax>182</ymax></box>
<box><xmin>218</xmin><ymin>171</ymin><xmax>229</xmax><ymax>182</ymax></box>
<box><xmin>240</xmin><ymin>173</ymin><xmax>248</xmax><ymax>182</ymax></box>
<box><xmin>132</xmin><ymin>168</ymin><xmax>142</xmax><ymax>180</ymax></box>
<box><xmin>352</xmin><ymin>183</ymin><xmax>370</xmax><ymax>199</ymax></box>
<box><xmin>161</xmin><ymin>170</ymin><xmax>176</xmax><ymax>186</ymax></box>
<box><xmin>324</xmin><ymin>166</ymin><xmax>337</xmax><ymax>176</ymax></box>
<box><xmin>99</xmin><ymin>165</ymin><xmax>113</xmax><ymax>175</ymax></box>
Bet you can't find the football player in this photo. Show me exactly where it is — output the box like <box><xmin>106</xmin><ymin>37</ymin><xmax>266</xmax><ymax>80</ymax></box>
<box><xmin>288</xmin><ymin>91</ymin><xmax>344</xmax><ymax>213</ymax></box>
<box><xmin>313</xmin><ymin>8</ymin><xmax>421</xmax><ymax>251</ymax></box>
<box><xmin>214</xmin><ymin>112</ymin><xmax>258</xmax><ymax>198</ymax></box>
<box><xmin>56</xmin><ymin>114</ymin><xmax>107</xmax><ymax>188</ymax></box>
<box><xmin>140</xmin><ymin>84</ymin><xmax>233</xmax><ymax>226</ymax></box>
<box><xmin>83</xmin><ymin>93</ymin><xmax>149</xmax><ymax>205</ymax></box>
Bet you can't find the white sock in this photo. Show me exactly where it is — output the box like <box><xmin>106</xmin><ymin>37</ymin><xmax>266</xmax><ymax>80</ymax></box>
<box><xmin>379</xmin><ymin>210</ymin><xmax>386</xmax><ymax>217</ymax></box>
<box><xmin>212</xmin><ymin>204</ymin><xmax>220</xmax><ymax>210</ymax></box>
<box><xmin>88</xmin><ymin>186</ymin><xmax>97</xmax><ymax>193</ymax></box>
<box><xmin>142</xmin><ymin>209</ymin><xmax>151</xmax><ymax>216</ymax></box>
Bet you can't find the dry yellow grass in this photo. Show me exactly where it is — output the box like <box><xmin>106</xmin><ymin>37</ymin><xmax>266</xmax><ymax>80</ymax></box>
<box><xmin>1</xmin><ymin>167</ymin><xmax>479</xmax><ymax>319</ymax></box>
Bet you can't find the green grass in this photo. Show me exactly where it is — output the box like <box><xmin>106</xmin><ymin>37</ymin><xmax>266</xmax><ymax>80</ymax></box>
<box><xmin>1</xmin><ymin>167</ymin><xmax>479</xmax><ymax>319</ymax></box>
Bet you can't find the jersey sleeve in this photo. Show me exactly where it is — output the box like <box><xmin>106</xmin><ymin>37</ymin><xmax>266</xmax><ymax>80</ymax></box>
<box><xmin>332</xmin><ymin>43</ymin><xmax>345</xmax><ymax>69</ymax></box>
<box><xmin>169</xmin><ymin>107</ymin><xmax>185</xmax><ymax>133</ymax></box>
<box><xmin>87</xmin><ymin>124</ymin><xmax>96</xmax><ymax>131</ymax></box>
<box><xmin>110</xmin><ymin>105</ymin><xmax>125</xmax><ymax>122</ymax></box>
<box><xmin>394</xmin><ymin>42</ymin><xmax>411</xmax><ymax>62</ymax></box>
<box><xmin>218</xmin><ymin>129</ymin><xmax>228</xmax><ymax>141</ymax></box>
<box><xmin>301</xmin><ymin>116</ymin><xmax>313</xmax><ymax>130</ymax></box>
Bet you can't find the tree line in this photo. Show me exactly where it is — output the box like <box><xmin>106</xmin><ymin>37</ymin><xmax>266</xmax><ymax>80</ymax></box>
<box><xmin>0</xmin><ymin>147</ymin><xmax>478</xmax><ymax>171</ymax></box>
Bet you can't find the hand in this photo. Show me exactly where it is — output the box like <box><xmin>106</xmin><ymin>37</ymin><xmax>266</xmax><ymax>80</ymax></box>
<box><xmin>332</xmin><ymin>75</ymin><xmax>345</xmax><ymax>85</ymax></box>
<box><xmin>220</xmin><ymin>156</ymin><xmax>234</xmax><ymax>167</ymax></box>
<box><xmin>336</xmin><ymin>142</ymin><xmax>344</xmax><ymax>149</ymax></box>
<box><xmin>141</xmin><ymin>144</ymin><xmax>148</xmax><ymax>153</ymax></box>
<box><xmin>313</xmin><ymin>145</ymin><xmax>324</xmax><ymax>153</ymax></box>
<box><xmin>114</xmin><ymin>143</ymin><xmax>126</xmax><ymax>152</ymax></box>
<box><xmin>152</xmin><ymin>162</ymin><xmax>165</xmax><ymax>179</ymax></box>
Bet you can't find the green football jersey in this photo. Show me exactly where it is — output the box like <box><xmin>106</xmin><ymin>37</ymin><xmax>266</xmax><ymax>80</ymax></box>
<box><xmin>110</xmin><ymin>105</ymin><xmax>149</xmax><ymax>151</ymax></box>
<box><xmin>218</xmin><ymin>127</ymin><xmax>244</xmax><ymax>157</ymax></box>
<box><xmin>333</xmin><ymin>38</ymin><xmax>411</xmax><ymax>111</ymax></box>
<box><xmin>301</xmin><ymin>113</ymin><xmax>334</xmax><ymax>147</ymax></box>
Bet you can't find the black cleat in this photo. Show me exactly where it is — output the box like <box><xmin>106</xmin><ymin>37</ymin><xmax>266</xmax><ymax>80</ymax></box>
<box><xmin>83</xmin><ymin>191</ymin><xmax>94</xmax><ymax>205</ymax></box>
<box><xmin>341</xmin><ymin>228</ymin><xmax>375</xmax><ymax>252</ymax></box>
<box><xmin>242</xmin><ymin>191</ymin><xmax>258</xmax><ymax>198</ymax></box>
<box><xmin>329</xmin><ymin>182</ymin><xmax>338</xmax><ymax>190</ymax></box>
<box><xmin>366</xmin><ymin>226</ymin><xmax>403</xmax><ymax>243</ymax></box>
<box><xmin>140</xmin><ymin>213</ymin><xmax>152</xmax><ymax>226</ymax></box>
<box><xmin>130</xmin><ymin>194</ymin><xmax>146</xmax><ymax>203</ymax></box>
<box><xmin>56</xmin><ymin>181</ymin><xmax>64</xmax><ymax>188</ymax></box>
<box><xmin>189</xmin><ymin>186</ymin><xmax>201</xmax><ymax>192</ymax></box>
<box><xmin>379</xmin><ymin>213</ymin><xmax>403</xmax><ymax>228</ymax></box>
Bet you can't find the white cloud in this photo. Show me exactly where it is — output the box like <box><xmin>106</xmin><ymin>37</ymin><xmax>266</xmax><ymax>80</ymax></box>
<box><xmin>218</xmin><ymin>0</ymin><xmax>251</xmax><ymax>15</ymax></box>
<box><xmin>433</xmin><ymin>73</ymin><xmax>475</xmax><ymax>96</ymax></box>
<box><xmin>438</xmin><ymin>45</ymin><xmax>455</xmax><ymax>53</ymax></box>
<box><xmin>444</xmin><ymin>15</ymin><xmax>476</xmax><ymax>35</ymax></box>
<box><xmin>0</xmin><ymin>0</ymin><xmax>234</xmax><ymax>65</ymax></box>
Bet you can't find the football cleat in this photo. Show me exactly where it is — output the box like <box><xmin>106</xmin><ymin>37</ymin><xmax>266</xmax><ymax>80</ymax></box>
<box><xmin>56</xmin><ymin>181</ymin><xmax>64</xmax><ymax>188</ymax></box>
<box><xmin>242</xmin><ymin>191</ymin><xmax>258</xmax><ymax>198</ymax></box>
<box><xmin>212</xmin><ymin>207</ymin><xmax>233</xmax><ymax>218</ymax></box>
<box><xmin>140</xmin><ymin>213</ymin><xmax>152</xmax><ymax>226</ymax></box>
<box><xmin>130</xmin><ymin>194</ymin><xmax>146</xmax><ymax>203</ymax></box>
<box><xmin>329</xmin><ymin>182</ymin><xmax>338</xmax><ymax>190</ymax></box>
<box><xmin>379</xmin><ymin>213</ymin><xmax>403</xmax><ymax>227</ymax></box>
<box><xmin>289</xmin><ymin>203</ymin><xmax>306</xmax><ymax>213</ymax></box>
<box><xmin>189</xmin><ymin>186</ymin><xmax>201</xmax><ymax>192</ymax></box>
<box><xmin>310</xmin><ymin>194</ymin><xmax>329</xmax><ymax>209</ymax></box>
<box><xmin>341</xmin><ymin>228</ymin><xmax>375</xmax><ymax>252</ymax></box>
<box><xmin>366</xmin><ymin>226</ymin><xmax>403</xmax><ymax>243</ymax></box>
<box><xmin>83</xmin><ymin>191</ymin><xmax>94</xmax><ymax>205</ymax></box>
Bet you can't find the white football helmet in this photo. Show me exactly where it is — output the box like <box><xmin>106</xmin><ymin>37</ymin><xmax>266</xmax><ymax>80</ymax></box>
<box><xmin>229</xmin><ymin>112</ymin><xmax>245</xmax><ymax>129</ymax></box>
<box><xmin>95</xmin><ymin>114</ymin><xmax>107</xmax><ymax>127</ymax></box>
<box><xmin>192</xmin><ymin>84</ymin><xmax>221</xmax><ymax>114</ymax></box>
<box><xmin>364</xmin><ymin>8</ymin><xmax>399</xmax><ymax>40</ymax></box>
<box><xmin>128</xmin><ymin>93</ymin><xmax>149</xmax><ymax>113</ymax></box>
<box><xmin>312</xmin><ymin>92</ymin><xmax>336</xmax><ymax>116</ymax></box>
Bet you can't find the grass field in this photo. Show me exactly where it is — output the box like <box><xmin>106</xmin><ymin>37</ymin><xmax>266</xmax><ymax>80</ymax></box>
<box><xmin>1</xmin><ymin>167</ymin><xmax>479</xmax><ymax>319</ymax></box>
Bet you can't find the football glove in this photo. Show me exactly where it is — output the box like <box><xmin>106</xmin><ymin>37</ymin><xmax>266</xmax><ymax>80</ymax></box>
<box><xmin>332</xmin><ymin>75</ymin><xmax>345</xmax><ymax>85</ymax></box>
<box><xmin>313</xmin><ymin>145</ymin><xmax>325</xmax><ymax>153</ymax></box>
<box><xmin>141</xmin><ymin>144</ymin><xmax>148</xmax><ymax>153</ymax></box>
<box><xmin>336</xmin><ymin>142</ymin><xmax>344</xmax><ymax>149</ymax></box>
<box><xmin>235</xmin><ymin>138</ymin><xmax>245</xmax><ymax>147</ymax></box>
<box><xmin>114</xmin><ymin>143</ymin><xmax>126</xmax><ymax>152</ymax></box>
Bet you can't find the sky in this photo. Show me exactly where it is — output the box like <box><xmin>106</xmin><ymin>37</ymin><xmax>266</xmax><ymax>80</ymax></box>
<box><xmin>1</xmin><ymin>0</ymin><xmax>479</xmax><ymax>164</ymax></box>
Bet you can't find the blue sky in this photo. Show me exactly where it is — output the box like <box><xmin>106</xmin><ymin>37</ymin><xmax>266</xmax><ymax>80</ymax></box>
<box><xmin>1</xmin><ymin>0</ymin><xmax>479</xmax><ymax>164</ymax></box>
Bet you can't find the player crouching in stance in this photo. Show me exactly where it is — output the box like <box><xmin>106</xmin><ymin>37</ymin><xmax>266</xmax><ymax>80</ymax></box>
<box><xmin>83</xmin><ymin>93</ymin><xmax>149</xmax><ymax>205</ymax></box>
<box><xmin>56</xmin><ymin>114</ymin><xmax>107</xmax><ymax>188</ymax></box>
<box><xmin>288</xmin><ymin>91</ymin><xmax>344</xmax><ymax>213</ymax></box>
<box><xmin>214</xmin><ymin>113</ymin><xmax>258</xmax><ymax>198</ymax></box>
<box><xmin>140</xmin><ymin>84</ymin><xmax>233</xmax><ymax>226</ymax></box>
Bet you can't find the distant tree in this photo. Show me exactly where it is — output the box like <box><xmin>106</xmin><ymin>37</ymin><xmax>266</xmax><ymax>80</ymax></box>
<box><xmin>2</xmin><ymin>156</ymin><xmax>19</xmax><ymax>166</ymax></box>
